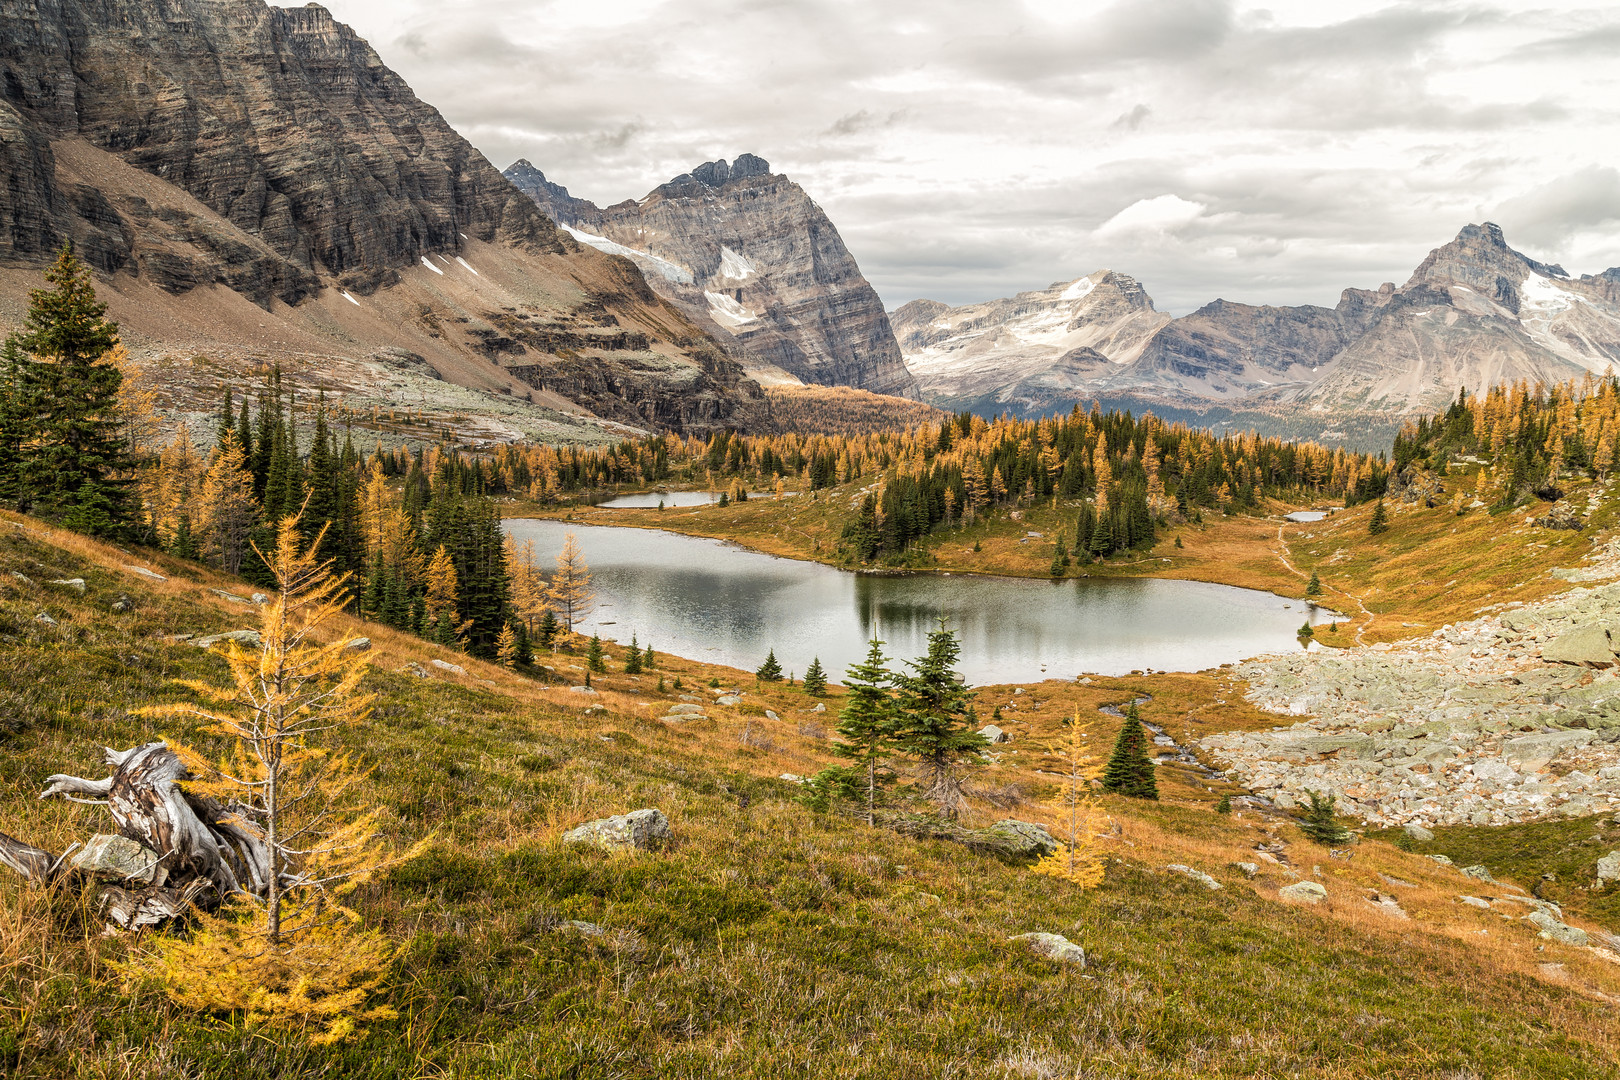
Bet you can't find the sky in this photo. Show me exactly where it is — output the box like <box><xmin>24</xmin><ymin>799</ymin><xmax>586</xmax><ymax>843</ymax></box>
<box><xmin>322</xmin><ymin>0</ymin><xmax>1620</xmax><ymax>315</ymax></box>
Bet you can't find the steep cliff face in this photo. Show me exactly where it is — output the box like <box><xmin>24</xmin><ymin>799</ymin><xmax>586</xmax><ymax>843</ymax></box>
<box><xmin>505</xmin><ymin>155</ymin><xmax>919</xmax><ymax>399</ymax></box>
<box><xmin>899</xmin><ymin>223</ymin><xmax>1620</xmax><ymax>423</ymax></box>
<box><xmin>0</xmin><ymin>0</ymin><xmax>768</xmax><ymax>436</ymax></box>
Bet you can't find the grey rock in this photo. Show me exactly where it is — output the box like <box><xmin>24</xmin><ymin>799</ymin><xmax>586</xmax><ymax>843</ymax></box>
<box><xmin>1428</xmin><ymin>854</ymin><xmax>1454</xmax><ymax>866</ymax></box>
<box><xmin>111</xmin><ymin>594</ymin><xmax>133</xmax><ymax>613</ymax></box>
<box><xmin>34</xmin><ymin>611</ymin><xmax>57</xmax><ymax>627</ymax></box>
<box><xmin>978</xmin><ymin>724</ymin><xmax>1011</xmax><ymax>744</ymax></box>
<box><xmin>344</xmin><ymin>637</ymin><xmax>371</xmax><ymax>651</ymax></box>
<box><xmin>812</xmin><ymin>703</ymin><xmax>826</xmax><ymax>713</ymax></box>
<box><xmin>430</xmin><ymin>659</ymin><xmax>466</xmax><ymax>675</ymax></box>
<box><xmin>1596</xmin><ymin>850</ymin><xmax>1620</xmax><ymax>884</ymax></box>
<box><xmin>1541</xmin><ymin>624</ymin><xmax>1618</xmax><ymax>667</ymax></box>
<box><xmin>403</xmin><ymin>662</ymin><xmax>430</xmax><ymax>678</ymax></box>
<box><xmin>570</xmin><ymin>686</ymin><xmax>599</xmax><ymax>696</ymax></box>
<box><xmin>987</xmin><ymin>819</ymin><xmax>1061</xmax><ymax>857</ymax></box>
<box><xmin>563</xmin><ymin>808</ymin><xmax>670</xmax><ymax>851</ymax></box>
<box><xmin>1165</xmin><ymin>864</ymin><xmax>1222</xmax><ymax>890</ymax></box>
<box><xmin>47</xmin><ymin>578</ymin><xmax>86</xmax><ymax>593</ymax></box>
<box><xmin>715</xmin><ymin>695</ymin><xmax>742</xmax><ymax>706</ymax></box>
<box><xmin>11</xmin><ymin>571</ymin><xmax>32</xmax><ymax>585</ymax></box>
<box><xmin>1279</xmin><ymin>881</ymin><xmax>1328</xmax><ymax>904</ymax></box>
<box><xmin>565</xmin><ymin>920</ymin><xmax>606</xmax><ymax>936</ymax></box>
<box><xmin>1526</xmin><ymin>909</ymin><xmax>1590</xmax><ymax>946</ymax></box>
<box><xmin>1009</xmin><ymin>932</ymin><xmax>1086</xmax><ymax>966</ymax></box>
<box><xmin>1235</xmin><ymin>862</ymin><xmax>1260</xmax><ymax>878</ymax></box>
<box><xmin>667</xmin><ymin>702</ymin><xmax>705</xmax><ymax>715</ymax></box>
<box><xmin>1404</xmin><ymin>823</ymin><xmax>1435</xmax><ymax>842</ymax></box>
<box><xmin>193</xmin><ymin>629</ymin><xmax>262</xmax><ymax>649</ymax></box>
<box><xmin>69</xmin><ymin>834</ymin><xmax>164</xmax><ymax>886</ymax></box>
<box><xmin>1459</xmin><ymin>864</ymin><xmax>1496</xmax><ymax>882</ymax></box>
<box><xmin>765</xmin><ymin>710</ymin><xmax>780</xmax><ymax>721</ymax></box>
<box><xmin>251</xmin><ymin>593</ymin><xmax>270</xmax><ymax>605</ymax></box>
<box><xmin>778</xmin><ymin>773</ymin><xmax>806</xmax><ymax>784</ymax></box>
<box><xmin>121</xmin><ymin>565</ymin><xmax>166</xmax><ymax>582</ymax></box>
<box><xmin>1459</xmin><ymin>895</ymin><xmax>1492</xmax><ymax>909</ymax></box>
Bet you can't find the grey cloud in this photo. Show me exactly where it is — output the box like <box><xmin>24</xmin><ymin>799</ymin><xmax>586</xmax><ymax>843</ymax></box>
<box><xmin>1111</xmin><ymin>104</ymin><xmax>1151</xmax><ymax>131</ymax></box>
<box><xmin>1493</xmin><ymin>167</ymin><xmax>1620</xmax><ymax>248</ymax></box>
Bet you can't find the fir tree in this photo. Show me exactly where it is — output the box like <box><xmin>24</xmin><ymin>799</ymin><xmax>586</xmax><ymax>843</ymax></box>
<box><xmin>642</xmin><ymin>642</ymin><xmax>656</xmax><ymax>669</ymax></box>
<box><xmin>1305</xmin><ymin>570</ymin><xmax>1322</xmax><ymax>598</ymax></box>
<box><xmin>1100</xmin><ymin>702</ymin><xmax>1158</xmax><ymax>799</ymax></box>
<box><xmin>802</xmin><ymin>656</ymin><xmax>827</xmax><ymax>696</ymax></box>
<box><xmin>171</xmin><ymin>514</ymin><xmax>198</xmax><ymax>561</ymax></box>
<box><xmin>1368</xmin><ymin>498</ymin><xmax>1389</xmax><ymax>535</ymax></box>
<box><xmin>830</xmin><ymin>638</ymin><xmax>897</xmax><ymax>826</ymax></box>
<box><xmin>3</xmin><ymin>244</ymin><xmax>133</xmax><ymax>534</ymax></box>
<box><xmin>624</xmin><ymin>632</ymin><xmax>643</xmax><ymax>674</ymax></box>
<box><xmin>513</xmin><ymin>621</ymin><xmax>534</xmax><ymax>666</ymax></box>
<box><xmin>1298</xmin><ymin>791</ymin><xmax>1353</xmax><ymax>846</ymax></box>
<box><xmin>536</xmin><ymin>608</ymin><xmax>558</xmax><ymax>649</ymax></box>
<box><xmin>586</xmin><ymin>633</ymin><xmax>606</xmax><ymax>673</ymax></box>
<box><xmin>756</xmin><ymin>649</ymin><xmax>784</xmax><ymax>682</ymax></box>
<box><xmin>1215</xmin><ymin>793</ymin><xmax>1232</xmax><ymax>814</ymax></box>
<box><xmin>890</xmin><ymin>623</ymin><xmax>987</xmax><ymax>818</ymax></box>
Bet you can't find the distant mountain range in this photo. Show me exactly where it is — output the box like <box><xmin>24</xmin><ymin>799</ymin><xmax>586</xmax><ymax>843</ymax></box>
<box><xmin>503</xmin><ymin>157</ymin><xmax>919</xmax><ymax>399</ymax></box>
<box><xmin>0</xmin><ymin>0</ymin><xmax>768</xmax><ymax>439</ymax></box>
<box><xmin>896</xmin><ymin>224</ymin><xmax>1620</xmax><ymax>435</ymax></box>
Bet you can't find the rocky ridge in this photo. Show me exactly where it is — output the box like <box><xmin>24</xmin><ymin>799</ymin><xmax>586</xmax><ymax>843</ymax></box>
<box><xmin>899</xmin><ymin>223</ymin><xmax>1620</xmax><ymax>429</ymax></box>
<box><xmin>1203</xmin><ymin>517</ymin><xmax>1620</xmax><ymax>828</ymax></box>
<box><xmin>504</xmin><ymin>155</ymin><xmax>919</xmax><ymax>399</ymax></box>
<box><xmin>0</xmin><ymin>0</ymin><xmax>768</xmax><ymax>437</ymax></box>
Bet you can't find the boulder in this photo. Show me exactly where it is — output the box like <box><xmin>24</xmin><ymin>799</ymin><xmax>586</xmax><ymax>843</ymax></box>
<box><xmin>570</xmin><ymin>686</ymin><xmax>599</xmax><ymax>696</ymax></box>
<box><xmin>1526</xmin><ymin>909</ymin><xmax>1590</xmax><ymax>946</ymax></box>
<box><xmin>1165</xmin><ymin>864</ymin><xmax>1222</xmax><ymax>890</ymax></box>
<box><xmin>715</xmin><ymin>695</ymin><xmax>742</xmax><ymax>706</ymax></box>
<box><xmin>1428</xmin><ymin>854</ymin><xmax>1454</xmax><ymax>866</ymax></box>
<box><xmin>1234</xmin><ymin>862</ymin><xmax>1260</xmax><ymax>878</ymax></box>
<box><xmin>111</xmin><ymin>594</ymin><xmax>134</xmax><ymax>613</ymax></box>
<box><xmin>1503</xmin><ymin>730</ymin><xmax>1593</xmax><ymax>771</ymax></box>
<box><xmin>403</xmin><ymin>662</ymin><xmax>430</xmax><ymax>678</ymax></box>
<box><xmin>430</xmin><ymin>659</ymin><xmax>466</xmax><ymax>675</ymax></box>
<box><xmin>251</xmin><ymin>593</ymin><xmax>270</xmax><ymax>605</ymax></box>
<box><xmin>1597</xmin><ymin>850</ymin><xmax>1620</xmax><ymax>884</ymax></box>
<box><xmin>344</xmin><ymin>637</ymin><xmax>371</xmax><ymax>651</ymax></box>
<box><xmin>34</xmin><ymin>611</ymin><xmax>57</xmax><ymax>626</ymax></box>
<box><xmin>779</xmin><ymin>773</ymin><xmax>806</xmax><ymax>784</ymax></box>
<box><xmin>68</xmin><ymin>834</ymin><xmax>164</xmax><ymax>886</ymax></box>
<box><xmin>1459</xmin><ymin>895</ymin><xmax>1491</xmax><ymax>909</ymax></box>
<box><xmin>1404</xmin><ymin>823</ymin><xmax>1435</xmax><ymax>842</ymax></box>
<box><xmin>1009</xmin><ymin>932</ymin><xmax>1086</xmax><ymax>966</ymax></box>
<box><xmin>1459</xmin><ymin>864</ymin><xmax>1495</xmax><ymax>882</ymax></box>
<box><xmin>121</xmin><ymin>565</ymin><xmax>166</xmax><ymax>582</ymax></box>
<box><xmin>1541</xmin><ymin>624</ymin><xmax>1618</xmax><ymax>667</ymax></box>
<box><xmin>563</xmin><ymin>808</ymin><xmax>670</xmax><ymax>851</ymax></box>
<box><xmin>667</xmin><ymin>703</ymin><xmax>705</xmax><ymax>716</ymax></box>
<box><xmin>193</xmin><ymin>629</ymin><xmax>262</xmax><ymax>649</ymax></box>
<box><xmin>1279</xmin><ymin>881</ymin><xmax>1328</xmax><ymax>904</ymax></box>
<box><xmin>987</xmin><ymin>819</ymin><xmax>1061</xmax><ymax>857</ymax></box>
<box><xmin>47</xmin><ymin>577</ymin><xmax>86</xmax><ymax>593</ymax></box>
<box><xmin>978</xmin><ymin>724</ymin><xmax>1011</xmax><ymax>744</ymax></box>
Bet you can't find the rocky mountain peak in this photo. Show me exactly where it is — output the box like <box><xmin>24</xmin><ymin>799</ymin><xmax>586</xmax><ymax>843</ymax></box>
<box><xmin>1405</xmin><ymin>221</ymin><xmax>1570</xmax><ymax>314</ymax></box>
<box><xmin>685</xmin><ymin>155</ymin><xmax>772</xmax><ymax>188</ymax></box>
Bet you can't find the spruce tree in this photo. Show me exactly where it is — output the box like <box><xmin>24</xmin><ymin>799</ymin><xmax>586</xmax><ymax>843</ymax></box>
<box><xmin>3</xmin><ymin>244</ymin><xmax>132</xmax><ymax>534</ymax></box>
<box><xmin>1368</xmin><ymin>498</ymin><xmax>1389</xmax><ymax>535</ymax></box>
<box><xmin>587</xmin><ymin>634</ymin><xmax>606</xmax><ymax>673</ymax></box>
<box><xmin>890</xmin><ymin>623</ymin><xmax>988</xmax><ymax>818</ymax></box>
<box><xmin>756</xmin><ymin>649</ymin><xmax>784</xmax><ymax>682</ymax></box>
<box><xmin>802</xmin><ymin>656</ymin><xmax>827</xmax><ymax>696</ymax></box>
<box><xmin>1305</xmin><ymin>570</ymin><xmax>1322</xmax><ymax>598</ymax></box>
<box><xmin>537</xmin><ymin>608</ymin><xmax>558</xmax><ymax>649</ymax></box>
<box><xmin>514</xmin><ymin>621</ymin><xmax>534</xmax><ymax>666</ymax></box>
<box><xmin>642</xmin><ymin>642</ymin><xmax>656</xmax><ymax>669</ymax></box>
<box><xmin>624</xmin><ymin>633</ymin><xmax>643</xmax><ymax>674</ymax></box>
<box><xmin>830</xmin><ymin>638</ymin><xmax>897</xmax><ymax>826</ymax></box>
<box><xmin>1100</xmin><ymin>702</ymin><xmax>1158</xmax><ymax>799</ymax></box>
<box><xmin>1298</xmin><ymin>791</ymin><xmax>1352</xmax><ymax>846</ymax></box>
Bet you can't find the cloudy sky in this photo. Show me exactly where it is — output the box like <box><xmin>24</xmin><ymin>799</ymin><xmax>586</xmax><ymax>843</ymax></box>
<box><xmin>324</xmin><ymin>0</ymin><xmax>1620</xmax><ymax>314</ymax></box>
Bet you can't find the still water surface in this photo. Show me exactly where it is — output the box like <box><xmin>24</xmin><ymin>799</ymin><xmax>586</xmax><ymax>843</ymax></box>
<box><xmin>503</xmin><ymin>520</ymin><xmax>1325</xmax><ymax>684</ymax></box>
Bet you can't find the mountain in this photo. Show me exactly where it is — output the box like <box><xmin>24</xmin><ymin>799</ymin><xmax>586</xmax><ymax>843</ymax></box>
<box><xmin>898</xmin><ymin>223</ymin><xmax>1620</xmax><ymax>432</ymax></box>
<box><xmin>504</xmin><ymin>156</ymin><xmax>919</xmax><ymax>399</ymax></box>
<box><xmin>0</xmin><ymin>0</ymin><xmax>766</xmax><ymax>438</ymax></box>
<box><xmin>892</xmin><ymin>270</ymin><xmax>1169</xmax><ymax>414</ymax></box>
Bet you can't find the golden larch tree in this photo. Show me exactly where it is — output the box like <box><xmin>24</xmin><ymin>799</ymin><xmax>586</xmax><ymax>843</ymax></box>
<box><xmin>1030</xmin><ymin>713</ymin><xmax>1109</xmax><ymax>888</ymax></box>
<box><xmin>134</xmin><ymin>514</ymin><xmax>424</xmax><ymax>1044</ymax></box>
<box><xmin>547</xmin><ymin>531</ymin><xmax>595</xmax><ymax>632</ymax></box>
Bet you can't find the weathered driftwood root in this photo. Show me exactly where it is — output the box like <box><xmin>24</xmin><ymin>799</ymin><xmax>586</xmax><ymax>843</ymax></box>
<box><xmin>2</xmin><ymin>742</ymin><xmax>275</xmax><ymax>928</ymax></box>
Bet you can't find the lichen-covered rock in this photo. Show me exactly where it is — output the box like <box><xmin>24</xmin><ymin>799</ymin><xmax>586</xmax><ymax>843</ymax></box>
<box><xmin>1597</xmin><ymin>850</ymin><xmax>1620</xmax><ymax>884</ymax></box>
<box><xmin>1526</xmin><ymin>909</ymin><xmax>1590</xmax><ymax>946</ymax></box>
<box><xmin>1541</xmin><ymin>624</ymin><xmax>1617</xmax><ymax>666</ymax></box>
<box><xmin>563</xmin><ymin>809</ymin><xmax>670</xmax><ymax>852</ymax></box>
<box><xmin>1279</xmin><ymin>881</ymin><xmax>1328</xmax><ymax>904</ymax></box>
<box><xmin>1165</xmin><ymin>864</ymin><xmax>1222</xmax><ymax>890</ymax></box>
<box><xmin>1009</xmin><ymin>932</ymin><xmax>1086</xmax><ymax>966</ymax></box>
<box><xmin>986</xmin><ymin>820</ymin><xmax>1060</xmax><ymax>857</ymax></box>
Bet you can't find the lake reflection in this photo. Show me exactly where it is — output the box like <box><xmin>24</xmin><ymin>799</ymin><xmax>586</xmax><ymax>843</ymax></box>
<box><xmin>503</xmin><ymin>519</ymin><xmax>1324</xmax><ymax>684</ymax></box>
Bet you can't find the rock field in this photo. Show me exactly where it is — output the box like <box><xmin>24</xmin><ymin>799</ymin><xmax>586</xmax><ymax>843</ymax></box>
<box><xmin>1202</xmin><ymin>550</ymin><xmax>1620</xmax><ymax>828</ymax></box>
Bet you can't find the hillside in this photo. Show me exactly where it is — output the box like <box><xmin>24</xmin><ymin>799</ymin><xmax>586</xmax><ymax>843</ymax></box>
<box><xmin>0</xmin><ymin>0</ymin><xmax>767</xmax><ymax>441</ymax></box>
<box><xmin>3</xmin><ymin>510</ymin><xmax>1620</xmax><ymax>1077</ymax></box>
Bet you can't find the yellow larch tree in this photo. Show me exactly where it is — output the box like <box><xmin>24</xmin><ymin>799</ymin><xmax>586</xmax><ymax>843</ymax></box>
<box><xmin>422</xmin><ymin>544</ymin><xmax>463</xmax><ymax>643</ymax></box>
<box><xmin>547</xmin><ymin>531</ymin><xmax>595</xmax><ymax>632</ymax></box>
<box><xmin>1030</xmin><ymin>713</ymin><xmax>1108</xmax><ymax>888</ymax></box>
<box><xmin>133</xmin><ymin>515</ymin><xmax>424</xmax><ymax>1044</ymax></box>
<box><xmin>195</xmin><ymin>433</ymin><xmax>259</xmax><ymax>574</ymax></box>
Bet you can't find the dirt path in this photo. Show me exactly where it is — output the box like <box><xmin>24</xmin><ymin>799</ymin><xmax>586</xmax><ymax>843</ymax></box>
<box><xmin>1273</xmin><ymin>524</ymin><xmax>1377</xmax><ymax>645</ymax></box>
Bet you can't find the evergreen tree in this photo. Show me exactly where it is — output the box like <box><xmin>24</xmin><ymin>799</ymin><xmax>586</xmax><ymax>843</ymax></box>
<box><xmin>1305</xmin><ymin>570</ymin><xmax>1322</xmax><ymax>598</ymax></box>
<box><xmin>624</xmin><ymin>633</ymin><xmax>643</xmax><ymax>674</ymax></box>
<box><xmin>890</xmin><ymin>623</ymin><xmax>987</xmax><ymax>818</ymax></box>
<box><xmin>587</xmin><ymin>634</ymin><xmax>606</xmax><ymax>673</ymax></box>
<box><xmin>802</xmin><ymin>656</ymin><xmax>827</xmax><ymax>696</ymax></box>
<box><xmin>756</xmin><ymin>649</ymin><xmax>784</xmax><ymax>682</ymax></box>
<box><xmin>536</xmin><ymin>608</ymin><xmax>558</xmax><ymax>649</ymax></box>
<box><xmin>830</xmin><ymin>638</ymin><xmax>898</xmax><ymax>826</ymax></box>
<box><xmin>236</xmin><ymin>396</ymin><xmax>254</xmax><ymax>468</ymax></box>
<box><xmin>3</xmin><ymin>244</ymin><xmax>132</xmax><ymax>534</ymax></box>
<box><xmin>513</xmin><ymin>621</ymin><xmax>534</xmax><ymax>666</ymax></box>
<box><xmin>216</xmin><ymin>385</ymin><xmax>235</xmax><ymax>449</ymax></box>
<box><xmin>171</xmin><ymin>514</ymin><xmax>198</xmax><ymax>560</ymax></box>
<box><xmin>1298</xmin><ymin>791</ymin><xmax>1353</xmax><ymax>846</ymax></box>
<box><xmin>1368</xmin><ymin>498</ymin><xmax>1389</xmax><ymax>535</ymax></box>
<box><xmin>1100</xmin><ymin>702</ymin><xmax>1158</xmax><ymax>799</ymax></box>
<box><xmin>1215</xmin><ymin>793</ymin><xmax>1232</xmax><ymax>814</ymax></box>
<box><xmin>642</xmin><ymin>642</ymin><xmax>656</xmax><ymax>669</ymax></box>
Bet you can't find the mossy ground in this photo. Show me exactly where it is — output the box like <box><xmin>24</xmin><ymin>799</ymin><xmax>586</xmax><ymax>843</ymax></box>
<box><xmin>2</xmin><ymin>512</ymin><xmax>1619</xmax><ymax>1078</ymax></box>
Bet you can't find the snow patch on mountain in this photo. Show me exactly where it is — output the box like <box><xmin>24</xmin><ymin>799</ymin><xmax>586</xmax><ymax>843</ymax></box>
<box><xmin>705</xmin><ymin>290</ymin><xmax>758</xmax><ymax>327</ymax></box>
<box><xmin>561</xmin><ymin>225</ymin><xmax>695</xmax><ymax>285</ymax></box>
<box><xmin>717</xmin><ymin>246</ymin><xmax>758</xmax><ymax>282</ymax></box>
